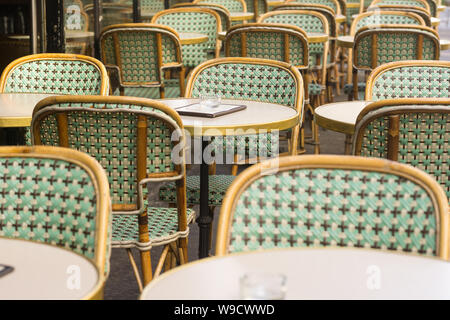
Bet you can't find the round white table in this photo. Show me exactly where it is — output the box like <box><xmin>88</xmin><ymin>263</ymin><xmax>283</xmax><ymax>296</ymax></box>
<box><xmin>160</xmin><ymin>98</ymin><xmax>299</xmax><ymax>259</ymax></box>
<box><xmin>0</xmin><ymin>93</ymin><xmax>55</xmax><ymax>128</ymax></box>
<box><xmin>178</xmin><ymin>32</ymin><xmax>209</xmax><ymax>45</ymax></box>
<box><xmin>141</xmin><ymin>247</ymin><xmax>450</xmax><ymax>299</ymax></box>
<box><xmin>314</xmin><ymin>100</ymin><xmax>370</xmax><ymax>154</ymax></box>
<box><xmin>337</xmin><ymin>35</ymin><xmax>450</xmax><ymax>51</ymax></box>
<box><xmin>0</xmin><ymin>238</ymin><xmax>100</xmax><ymax>299</ymax></box>
<box><xmin>230</xmin><ymin>12</ymin><xmax>254</xmax><ymax>22</ymax></box>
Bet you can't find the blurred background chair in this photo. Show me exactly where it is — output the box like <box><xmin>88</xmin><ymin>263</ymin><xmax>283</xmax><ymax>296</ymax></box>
<box><xmin>152</xmin><ymin>8</ymin><xmax>221</xmax><ymax>70</ymax></box>
<box><xmin>350</xmin><ymin>25</ymin><xmax>440</xmax><ymax>100</ymax></box>
<box><xmin>159</xmin><ymin>57</ymin><xmax>304</xmax><ymax>250</ymax></box>
<box><xmin>100</xmin><ymin>23</ymin><xmax>185</xmax><ymax>98</ymax></box>
<box><xmin>216</xmin><ymin>155</ymin><xmax>449</xmax><ymax>257</ymax></box>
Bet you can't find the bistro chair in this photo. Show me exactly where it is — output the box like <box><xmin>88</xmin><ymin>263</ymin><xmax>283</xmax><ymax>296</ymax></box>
<box><xmin>99</xmin><ymin>23</ymin><xmax>185</xmax><ymax>98</ymax></box>
<box><xmin>216</xmin><ymin>155</ymin><xmax>449</xmax><ymax>258</ymax></box>
<box><xmin>343</xmin><ymin>11</ymin><xmax>426</xmax><ymax>90</ymax></box>
<box><xmin>172</xmin><ymin>2</ymin><xmax>232</xmax><ymax>32</ymax></box>
<box><xmin>258</xmin><ymin>10</ymin><xmax>329</xmax><ymax>153</ymax></box>
<box><xmin>285</xmin><ymin>0</ymin><xmax>341</xmax><ymax>15</ymax></box>
<box><xmin>159</xmin><ymin>57</ymin><xmax>304</xmax><ymax>245</ymax></box>
<box><xmin>272</xmin><ymin>3</ymin><xmax>339</xmax><ymax>100</ymax></box>
<box><xmin>0</xmin><ymin>145</ymin><xmax>111</xmax><ymax>299</ymax></box>
<box><xmin>352</xmin><ymin>98</ymin><xmax>449</xmax><ymax>199</ymax></box>
<box><xmin>0</xmin><ymin>53</ymin><xmax>109</xmax><ymax>144</ymax></box>
<box><xmin>140</xmin><ymin>0</ymin><xmax>166</xmax><ymax>22</ymax></box>
<box><xmin>194</xmin><ymin>0</ymin><xmax>247</xmax><ymax>13</ymax></box>
<box><xmin>350</xmin><ymin>25</ymin><xmax>440</xmax><ymax>100</ymax></box>
<box><xmin>151</xmin><ymin>8</ymin><xmax>222</xmax><ymax>69</ymax></box>
<box><xmin>367</xmin><ymin>0</ymin><xmax>433</xmax><ymax>27</ymax></box>
<box><xmin>223</xmin><ymin>23</ymin><xmax>309</xmax><ymax>152</ymax></box>
<box><xmin>31</xmin><ymin>95</ymin><xmax>194</xmax><ymax>291</ymax></box>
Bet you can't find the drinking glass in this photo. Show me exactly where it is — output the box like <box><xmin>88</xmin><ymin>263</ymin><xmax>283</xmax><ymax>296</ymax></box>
<box><xmin>200</xmin><ymin>95</ymin><xmax>221</xmax><ymax>108</ymax></box>
<box><xmin>240</xmin><ymin>272</ymin><xmax>287</xmax><ymax>300</ymax></box>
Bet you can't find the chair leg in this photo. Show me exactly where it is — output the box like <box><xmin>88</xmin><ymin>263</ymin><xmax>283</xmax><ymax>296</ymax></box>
<box><xmin>126</xmin><ymin>248</ymin><xmax>144</xmax><ymax>292</ymax></box>
<box><xmin>208</xmin><ymin>206</ymin><xmax>215</xmax><ymax>253</ymax></box>
<box><xmin>154</xmin><ymin>245</ymin><xmax>170</xmax><ymax>278</ymax></box>
<box><xmin>179</xmin><ymin>67</ymin><xmax>186</xmax><ymax>97</ymax></box>
<box><xmin>159</xmin><ymin>85</ymin><xmax>165</xmax><ymax>99</ymax></box>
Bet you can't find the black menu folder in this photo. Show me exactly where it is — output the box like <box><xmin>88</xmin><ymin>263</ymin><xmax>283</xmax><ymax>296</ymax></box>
<box><xmin>175</xmin><ymin>103</ymin><xmax>247</xmax><ymax>118</ymax></box>
<box><xmin>0</xmin><ymin>264</ymin><xmax>13</xmax><ymax>278</ymax></box>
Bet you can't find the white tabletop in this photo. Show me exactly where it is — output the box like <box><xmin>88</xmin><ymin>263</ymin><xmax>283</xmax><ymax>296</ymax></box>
<box><xmin>0</xmin><ymin>93</ymin><xmax>55</xmax><ymax>127</ymax></box>
<box><xmin>229</xmin><ymin>12</ymin><xmax>254</xmax><ymax>20</ymax></box>
<box><xmin>0</xmin><ymin>238</ymin><xmax>99</xmax><ymax>299</ymax></box>
<box><xmin>178</xmin><ymin>32</ymin><xmax>209</xmax><ymax>44</ymax></box>
<box><xmin>141</xmin><ymin>247</ymin><xmax>450</xmax><ymax>300</ymax></box>
<box><xmin>314</xmin><ymin>100</ymin><xmax>369</xmax><ymax>134</ymax></box>
<box><xmin>159</xmin><ymin>98</ymin><xmax>299</xmax><ymax>136</ymax></box>
<box><xmin>8</xmin><ymin>30</ymin><xmax>94</xmax><ymax>41</ymax></box>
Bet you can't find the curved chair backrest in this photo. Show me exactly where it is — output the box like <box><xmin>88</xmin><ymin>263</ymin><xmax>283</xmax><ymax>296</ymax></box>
<box><xmin>224</xmin><ymin>23</ymin><xmax>310</xmax><ymax>70</ymax></box>
<box><xmin>352</xmin><ymin>98</ymin><xmax>450</xmax><ymax>199</ymax></box>
<box><xmin>369</xmin><ymin>0</ymin><xmax>431</xmax><ymax>12</ymax></box>
<box><xmin>0</xmin><ymin>145</ymin><xmax>111</xmax><ymax>298</ymax></box>
<box><xmin>172</xmin><ymin>2</ymin><xmax>232</xmax><ymax>31</ymax></box>
<box><xmin>273</xmin><ymin>3</ymin><xmax>337</xmax><ymax>38</ymax></box>
<box><xmin>0</xmin><ymin>53</ymin><xmax>109</xmax><ymax>95</ymax></box>
<box><xmin>194</xmin><ymin>0</ymin><xmax>247</xmax><ymax>12</ymax></box>
<box><xmin>141</xmin><ymin>0</ymin><xmax>165</xmax><ymax>12</ymax></box>
<box><xmin>351</xmin><ymin>11</ymin><xmax>426</xmax><ymax>35</ymax></box>
<box><xmin>285</xmin><ymin>0</ymin><xmax>341</xmax><ymax>14</ymax></box>
<box><xmin>258</xmin><ymin>10</ymin><xmax>329</xmax><ymax>74</ymax></box>
<box><xmin>85</xmin><ymin>3</ymin><xmax>133</xmax><ymax>30</ymax></box>
<box><xmin>366</xmin><ymin>60</ymin><xmax>450</xmax><ymax>101</ymax></box>
<box><xmin>344</xmin><ymin>0</ymin><xmax>360</xmax><ymax>27</ymax></box>
<box><xmin>186</xmin><ymin>57</ymin><xmax>304</xmax><ymax>155</ymax></box>
<box><xmin>367</xmin><ymin>5</ymin><xmax>432</xmax><ymax>26</ymax></box>
<box><xmin>99</xmin><ymin>23</ymin><xmax>183</xmax><ymax>91</ymax></box>
<box><xmin>31</xmin><ymin>95</ymin><xmax>187</xmax><ymax>216</ymax></box>
<box><xmin>353</xmin><ymin>25</ymin><xmax>440</xmax><ymax>72</ymax></box>
<box><xmin>152</xmin><ymin>8</ymin><xmax>221</xmax><ymax>68</ymax></box>
<box><xmin>216</xmin><ymin>155</ymin><xmax>449</xmax><ymax>258</ymax></box>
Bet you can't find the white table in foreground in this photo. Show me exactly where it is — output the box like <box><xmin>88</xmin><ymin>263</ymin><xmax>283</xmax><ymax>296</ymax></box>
<box><xmin>141</xmin><ymin>247</ymin><xmax>450</xmax><ymax>299</ymax></box>
<box><xmin>160</xmin><ymin>98</ymin><xmax>299</xmax><ymax>136</ymax></box>
<box><xmin>337</xmin><ymin>35</ymin><xmax>450</xmax><ymax>50</ymax></box>
<box><xmin>0</xmin><ymin>238</ymin><xmax>99</xmax><ymax>299</ymax></box>
<box><xmin>0</xmin><ymin>93</ymin><xmax>55</xmax><ymax>127</ymax></box>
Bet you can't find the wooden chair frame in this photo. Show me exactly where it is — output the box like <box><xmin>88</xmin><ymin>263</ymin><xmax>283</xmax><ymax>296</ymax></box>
<box><xmin>99</xmin><ymin>23</ymin><xmax>185</xmax><ymax>98</ymax></box>
<box><xmin>215</xmin><ymin>154</ymin><xmax>449</xmax><ymax>258</ymax></box>
<box><xmin>0</xmin><ymin>53</ymin><xmax>109</xmax><ymax>95</ymax></box>
<box><xmin>285</xmin><ymin>0</ymin><xmax>341</xmax><ymax>14</ymax></box>
<box><xmin>151</xmin><ymin>7</ymin><xmax>222</xmax><ymax>60</ymax></box>
<box><xmin>31</xmin><ymin>95</ymin><xmax>190</xmax><ymax>288</ymax></box>
<box><xmin>352</xmin><ymin>24</ymin><xmax>440</xmax><ymax>100</ymax></box>
<box><xmin>0</xmin><ymin>145</ymin><xmax>111</xmax><ymax>299</ymax></box>
<box><xmin>367</xmin><ymin>5</ymin><xmax>432</xmax><ymax>26</ymax></box>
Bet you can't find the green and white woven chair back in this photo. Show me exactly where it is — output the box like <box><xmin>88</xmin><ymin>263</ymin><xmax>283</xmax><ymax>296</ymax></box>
<box><xmin>353</xmin><ymin>27</ymin><xmax>439</xmax><ymax>70</ymax></box>
<box><xmin>197</xmin><ymin>0</ymin><xmax>245</xmax><ymax>12</ymax></box>
<box><xmin>273</xmin><ymin>5</ymin><xmax>336</xmax><ymax>37</ymax></box>
<box><xmin>100</xmin><ymin>25</ymin><xmax>181</xmax><ymax>86</ymax></box>
<box><xmin>225</xmin><ymin>24</ymin><xmax>309</xmax><ymax>69</ymax></box>
<box><xmin>228</xmin><ymin>165</ymin><xmax>441</xmax><ymax>255</ymax></box>
<box><xmin>32</xmin><ymin>100</ymin><xmax>184</xmax><ymax>210</ymax></box>
<box><xmin>369</xmin><ymin>65</ymin><xmax>450</xmax><ymax>101</ymax></box>
<box><xmin>189</xmin><ymin>59</ymin><xmax>301</xmax><ymax>157</ymax></box>
<box><xmin>174</xmin><ymin>3</ymin><xmax>232</xmax><ymax>31</ymax></box>
<box><xmin>153</xmin><ymin>11</ymin><xmax>219</xmax><ymax>68</ymax></box>
<box><xmin>242</xmin><ymin>0</ymin><xmax>266</xmax><ymax>20</ymax></box>
<box><xmin>372</xmin><ymin>0</ymin><xmax>429</xmax><ymax>10</ymax></box>
<box><xmin>0</xmin><ymin>156</ymin><xmax>99</xmax><ymax>259</ymax></box>
<box><xmin>288</xmin><ymin>0</ymin><xmax>338</xmax><ymax>12</ymax></box>
<box><xmin>1</xmin><ymin>57</ymin><xmax>105</xmax><ymax>95</ymax></box>
<box><xmin>141</xmin><ymin>0</ymin><xmax>165</xmax><ymax>12</ymax></box>
<box><xmin>354</xmin><ymin>14</ymin><xmax>425</xmax><ymax>32</ymax></box>
<box><xmin>259</xmin><ymin>12</ymin><xmax>327</xmax><ymax>66</ymax></box>
<box><xmin>354</xmin><ymin>104</ymin><xmax>449</xmax><ymax>198</ymax></box>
